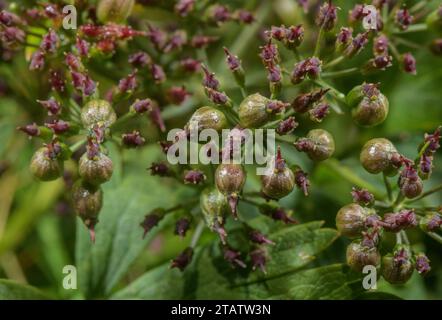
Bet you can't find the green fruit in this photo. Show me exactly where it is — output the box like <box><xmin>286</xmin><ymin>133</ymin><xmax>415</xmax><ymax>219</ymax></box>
<box><xmin>187</xmin><ymin>106</ymin><xmax>227</xmax><ymax>133</ymax></box>
<box><xmin>30</xmin><ymin>147</ymin><xmax>64</xmax><ymax>181</ymax></box>
<box><xmin>215</xmin><ymin>163</ymin><xmax>246</xmax><ymax>196</ymax></box>
<box><xmin>305</xmin><ymin>129</ymin><xmax>335</xmax><ymax>161</ymax></box>
<box><xmin>72</xmin><ymin>181</ymin><xmax>103</xmax><ymax>229</ymax></box>
<box><xmin>96</xmin><ymin>0</ymin><xmax>135</xmax><ymax>24</ymax></box>
<box><xmin>360</xmin><ymin>138</ymin><xmax>398</xmax><ymax>175</ymax></box>
<box><xmin>346</xmin><ymin>241</ymin><xmax>381</xmax><ymax>272</ymax></box>
<box><xmin>238</xmin><ymin>93</ymin><xmax>271</xmax><ymax>128</ymax></box>
<box><xmin>261</xmin><ymin>166</ymin><xmax>295</xmax><ymax>200</ymax></box>
<box><xmin>81</xmin><ymin>99</ymin><xmax>117</xmax><ymax>129</ymax></box>
<box><xmin>347</xmin><ymin>84</ymin><xmax>389</xmax><ymax>127</ymax></box>
<box><xmin>381</xmin><ymin>252</ymin><xmax>414</xmax><ymax>284</ymax></box>
<box><xmin>336</xmin><ymin>203</ymin><xmax>374</xmax><ymax>238</ymax></box>
<box><xmin>79</xmin><ymin>152</ymin><xmax>113</xmax><ymax>185</ymax></box>
<box><xmin>200</xmin><ymin>187</ymin><xmax>228</xmax><ymax>231</ymax></box>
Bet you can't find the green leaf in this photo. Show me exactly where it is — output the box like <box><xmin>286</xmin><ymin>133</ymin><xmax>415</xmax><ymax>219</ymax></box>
<box><xmin>112</xmin><ymin>221</ymin><xmax>339</xmax><ymax>299</ymax></box>
<box><xmin>75</xmin><ymin>146</ymin><xmax>193</xmax><ymax>298</ymax></box>
<box><xmin>0</xmin><ymin>279</ymin><xmax>49</xmax><ymax>300</ymax></box>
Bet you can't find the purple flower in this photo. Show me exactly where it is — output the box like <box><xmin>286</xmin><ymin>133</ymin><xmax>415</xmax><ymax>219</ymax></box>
<box><xmin>191</xmin><ymin>35</ymin><xmax>217</xmax><ymax>48</ymax></box>
<box><xmin>316</xmin><ymin>0</ymin><xmax>338</xmax><ymax>31</ymax></box>
<box><xmin>131</xmin><ymin>98</ymin><xmax>152</xmax><ymax>114</ymax></box>
<box><xmin>149</xmin><ymin>161</ymin><xmax>172</xmax><ymax>177</ymax></box>
<box><xmin>276</xmin><ymin>117</ymin><xmax>298</xmax><ymax>135</ymax></box>
<box><xmin>163</xmin><ymin>30</ymin><xmax>187</xmax><ymax>53</ymax></box>
<box><xmin>118</xmin><ymin>69</ymin><xmax>138</xmax><ymax>93</ymax></box>
<box><xmin>75</xmin><ymin>37</ymin><xmax>89</xmax><ymax>57</ymax></box>
<box><xmin>150</xmin><ymin>64</ymin><xmax>166</xmax><ymax>83</ymax></box>
<box><xmin>291</xmin><ymin>57</ymin><xmax>322</xmax><ymax>84</ymax></box>
<box><xmin>381</xmin><ymin>209</ymin><xmax>417</xmax><ymax>232</ymax></box>
<box><xmin>402</xmin><ymin>52</ymin><xmax>416</xmax><ymax>75</ymax></box>
<box><xmin>180</xmin><ymin>58</ymin><xmax>201</xmax><ymax>73</ymax></box>
<box><xmin>128</xmin><ymin>51</ymin><xmax>151</xmax><ymax>67</ymax></box>
<box><xmin>49</xmin><ymin>70</ymin><xmax>65</xmax><ymax>92</ymax></box>
<box><xmin>223</xmin><ymin>47</ymin><xmax>241</xmax><ymax>71</ymax></box>
<box><xmin>223</xmin><ymin>247</ymin><xmax>246</xmax><ymax>268</ymax></box>
<box><xmin>37</xmin><ymin>97</ymin><xmax>61</xmax><ymax>116</ymax></box>
<box><xmin>175</xmin><ymin>0</ymin><xmax>195</xmax><ymax>17</ymax></box>
<box><xmin>351</xmin><ymin>187</ymin><xmax>374</xmax><ymax>206</ymax></box>
<box><xmin>345</xmin><ymin>32</ymin><xmax>369</xmax><ymax>58</ymax></box>
<box><xmin>211</xmin><ymin>5</ymin><xmax>231</xmax><ymax>24</ymax></box>
<box><xmin>268</xmin><ymin>207</ymin><xmax>298</xmax><ymax>224</ymax></box>
<box><xmin>236</xmin><ymin>10</ymin><xmax>255</xmax><ymax>24</ymax></box>
<box><xmin>201</xmin><ymin>65</ymin><xmax>219</xmax><ymax>89</ymax></box>
<box><xmin>184</xmin><ymin>170</ymin><xmax>206</xmax><ymax>184</ymax></box>
<box><xmin>140</xmin><ymin>209</ymin><xmax>164</xmax><ymax>238</ymax></box>
<box><xmin>40</xmin><ymin>29</ymin><xmax>59</xmax><ymax>54</ymax></box>
<box><xmin>373</xmin><ymin>34</ymin><xmax>389</xmax><ymax>56</ymax></box>
<box><xmin>415</xmin><ymin>253</ymin><xmax>431</xmax><ymax>275</ymax></box>
<box><xmin>249</xmin><ymin>230</ymin><xmax>275</xmax><ymax>245</ymax></box>
<box><xmin>250</xmin><ymin>248</ymin><xmax>267</xmax><ymax>273</ymax></box>
<box><xmin>65</xmin><ymin>53</ymin><xmax>82</xmax><ymax>71</ymax></box>
<box><xmin>175</xmin><ymin>218</ymin><xmax>191</xmax><ymax>237</ymax></box>
<box><xmin>167</xmin><ymin>86</ymin><xmax>190</xmax><ymax>105</ymax></box>
<box><xmin>122</xmin><ymin>131</ymin><xmax>145</xmax><ymax>148</ymax></box>
<box><xmin>17</xmin><ymin>123</ymin><xmax>40</xmax><ymax>137</ymax></box>
<box><xmin>29</xmin><ymin>49</ymin><xmax>45</xmax><ymax>70</ymax></box>
<box><xmin>396</xmin><ymin>8</ymin><xmax>413</xmax><ymax>30</ymax></box>
<box><xmin>46</xmin><ymin>120</ymin><xmax>70</xmax><ymax>134</ymax></box>
<box><xmin>171</xmin><ymin>247</ymin><xmax>193</xmax><ymax>271</ymax></box>
<box><xmin>259</xmin><ymin>41</ymin><xmax>279</xmax><ymax>66</ymax></box>
<box><xmin>295</xmin><ymin>169</ymin><xmax>310</xmax><ymax>196</ymax></box>
<box><xmin>309</xmin><ymin>102</ymin><xmax>330</xmax><ymax>122</ymax></box>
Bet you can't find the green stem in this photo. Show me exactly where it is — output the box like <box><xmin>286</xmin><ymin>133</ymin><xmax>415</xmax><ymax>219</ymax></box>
<box><xmin>321</xmin><ymin>68</ymin><xmax>359</xmax><ymax>78</ymax></box>
<box><xmin>69</xmin><ymin>139</ymin><xmax>86</xmax><ymax>153</ymax></box>
<box><xmin>393</xmin><ymin>192</ymin><xmax>405</xmax><ymax>209</ymax></box>
<box><xmin>323</xmin><ymin>159</ymin><xmax>384</xmax><ymax>199</ymax></box>
<box><xmin>393</xmin><ymin>23</ymin><xmax>427</xmax><ymax>34</ymax></box>
<box><xmin>407</xmin><ymin>184</ymin><xmax>442</xmax><ymax>203</ymax></box>
<box><xmin>313</xmin><ymin>78</ymin><xmax>347</xmax><ymax>104</ymax></box>
<box><xmin>324</xmin><ymin>56</ymin><xmax>345</xmax><ymax>69</ymax></box>
<box><xmin>313</xmin><ymin>27</ymin><xmax>325</xmax><ymax>58</ymax></box>
<box><xmin>400</xmin><ymin>230</ymin><xmax>410</xmax><ymax>245</ymax></box>
<box><xmin>388</xmin><ymin>42</ymin><xmax>402</xmax><ymax>62</ymax></box>
<box><xmin>190</xmin><ymin>220</ymin><xmax>205</xmax><ymax>248</ymax></box>
<box><xmin>427</xmin><ymin>232</ymin><xmax>442</xmax><ymax>245</ymax></box>
<box><xmin>262</xmin><ymin>109</ymin><xmax>295</xmax><ymax>129</ymax></box>
<box><xmin>111</xmin><ymin>112</ymin><xmax>136</xmax><ymax>129</ymax></box>
<box><xmin>383</xmin><ymin>172</ymin><xmax>393</xmax><ymax>201</ymax></box>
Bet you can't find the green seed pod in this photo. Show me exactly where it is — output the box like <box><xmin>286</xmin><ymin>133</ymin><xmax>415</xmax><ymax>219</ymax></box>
<box><xmin>79</xmin><ymin>152</ymin><xmax>113</xmax><ymax>185</ymax></box>
<box><xmin>346</xmin><ymin>84</ymin><xmax>389</xmax><ymax>127</ymax></box>
<box><xmin>306</xmin><ymin>129</ymin><xmax>335</xmax><ymax>161</ymax></box>
<box><xmin>30</xmin><ymin>147</ymin><xmax>64</xmax><ymax>181</ymax></box>
<box><xmin>200</xmin><ymin>187</ymin><xmax>228</xmax><ymax>232</ymax></box>
<box><xmin>81</xmin><ymin>99</ymin><xmax>117</xmax><ymax>129</ymax></box>
<box><xmin>426</xmin><ymin>6</ymin><xmax>442</xmax><ymax>34</ymax></box>
<box><xmin>215</xmin><ymin>163</ymin><xmax>246</xmax><ymax>196</ymax></box>
<box><xmin>381</xmin><ymin>248</ymin><xmax>414</xmax><ymax>284</ymax></box>
<box><xmin>238</xmin><ymin>93</ymin><xmax>271</xmax><ymax>128</ymax></box>
<box><xmin>72</xmin><ymin>181</ymin><xmax>103</xmax><ymax>242</ymax></box>
<box><xmin>186</xmin><ymin>106</ymin><xmax>227</xmax><ymax>133</ymax></box>
<box><xmin>96</xmin><ymin>0</ymin><xmax>135</xmax><ymax>24</ymax></box>
<box><xmin>346</xmin><ymin>241</ymin><xmax>381</xmax><ymax>273</ymax></box>
<box><xmin>360</xmin><ymin>138</ymin><xmax>399</xmax><ymax>175</ymax></box>
<box><xmin>336</xmin><ymin>203</ymin><xmax>377</xmax><ymax>238</ymax></box>
<box><xmin>215</xmin><ymin>163</ymin><xmax>246</xmax><ymax>218</ymax></box>
<box><xmin>261</xmin><ymin>149</ymin><xmax>295</xmax><ymax>199</ymax></box>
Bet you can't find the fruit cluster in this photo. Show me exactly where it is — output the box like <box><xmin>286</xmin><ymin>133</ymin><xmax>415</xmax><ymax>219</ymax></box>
<box><xmin>4</xmin><ymin>0</ymin><xmax>441</xmax><ymax>275</ymax></box>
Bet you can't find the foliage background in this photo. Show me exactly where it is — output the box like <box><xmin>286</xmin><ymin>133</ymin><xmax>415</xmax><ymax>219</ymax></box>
<box><xmin>0</xmin><ymin>0</ymin><xmax>441</xmax><ymax>299</ymax></box>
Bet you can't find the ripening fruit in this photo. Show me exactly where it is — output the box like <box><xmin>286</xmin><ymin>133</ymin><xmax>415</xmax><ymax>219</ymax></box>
<box><xmin>346</xmin><ymin>84</ymin><xmax>389</xmax><ymax>127</ymax></box>
<box><xmin>215</xmin><ymin>163</ymin><xmax>246</xmax><ymax>218</ymax></box>
<box><xmin>215</xmin><ymin>164</ymin><xmax>246</xmax><ymax>195</ymax></box>
<box><xmin>72</xmin><ymin>181</ymin><xmax>103</xmax><ymax>242</ymax></box>
<box><xmin>186</xmin><ymin>106</ymin><xmax>227</xmax><ymax>132</ymax></box>
<box><xmin>200</xmin><ymin>187</ymin><xmax>228</xmax><ymax>232</ymax></box>
<box><xmin>238</xmin><ymin>93</ymin><xmax>271</xmax><ymax>128</ymax></box>
<box><xmin>306</xmin><ymin>129</ymin><xmax>335</xmax><ymax>161</ymax></box>
<box><xmin>81</xmin><ymin>99</ymin><xmax>117</xmax><ymax>129</ymax></box>
<box><xmin>97</xmin><ymin>0</ymin><xmax>135</xmax><ymax>24</ymax></box>
<box><xmin>261</xmin><ymin>149</ymin><xmax>295</xmax><ymax>199</ymax></box>
<box><xmin>360</xmin><ymin>138</ymin><xmax>399</xmax><ymax>175</ymax></box>
<box><xmin>336</xmin><ymin>203</ymin><xmax>377</xmax><ymax>238</ymax></box>
<box><xmin>30</xmin><ymin>147</ymin><xmax>64</xmax><ymax>181</ymax></box>
<box><xmin>346</xmin><ymin>241</ymin><xmax>381</xmax><ymax>272</ymax></box>
<box><xmin>381</xmin><ymin>250</ymin><xmax>414</xmax><ymax>284</ymax></box>
<box><xmin>79</xmin><ymin>152</ymin><xmax>113</xmax><ymax>186</ymax></box>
